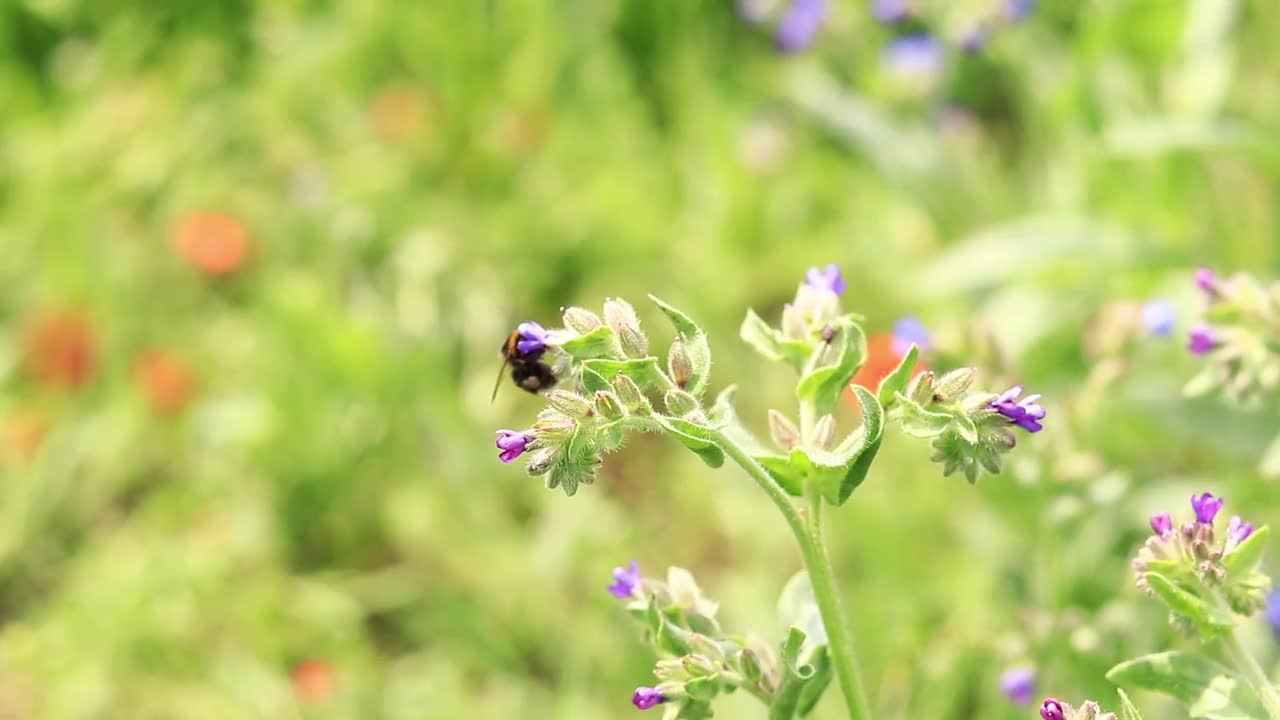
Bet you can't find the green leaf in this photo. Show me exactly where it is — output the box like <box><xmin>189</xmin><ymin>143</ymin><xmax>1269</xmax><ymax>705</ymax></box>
<box><xmin>558</xmin><ymin>325</ymin><xmax>621</xmax><ymax>360</ymax></box>
<box><xmin>1143</xmin><ymin>572</ymin><xmax>1235</xmax><ymax>634</ymax></box>
<box><xmin>1223</xmin><ymin>525</ymin><xmax>1269</xmax><ymax>579</ymax></box>
<box><xmin>805</xmin><ymin>385</ymin><xmax>884</xmax><ymax>506</ymax></box>
<box><xmin>1107</xmin><ymin>652</ymin><xmax>1264</xmax><ymax>720</ymax></box>
<box><xmin>655</xmin><ymin>415</ymin><xmax>724</xmax><ymax>468</ymax></box>
<box><xmin>1116</xmin><ymin>689</ymin><xmax>1144</xmax><ymax>720</ymax></box>
<box><xmin>741</xmin><ymin>309</ymin><xmax>811</xmax><ymax>371</ymax></box>
<box><xmin>1184</xmin><ymin>366</ymin><xmax>1219</xmax><ymax>398</ymax></box>
<box><xmin>795</xmin><ymin>322</ymin><xmax>866</xmax><ymax>415</ymax></box>
<box><xmin>581</xmin><ymin>366</ymin><xmax>611</xmax><ymax>394</ymax></box>
<box><xmin>876</xmin><ymin>344</ymin><xmax>918</xmax><ymax>408</ymax></box>
<box><xmin>795</xmin><ymin>649</ymin><xmax>832</xmax><ymax>717</ymax></box>
<box><xmin>893</xmin><ymin>393</ymin><xmax>952</xmax><ymax>438</ymax></box>
<box><xmin>581</xmin><ymin>357</ymin><xmax>665</xmax><ymax>389</ymax></box>
<box><xmin>774</xmin><ymin>574</ymin><xmax>831</xmax><ymax>720</ymax></box>
<box><xmin>650</xmin><ymin>295</ymin><xmax>712</xmax><ymax>397</ymax></box>
<box><xmin>757</xmin><ymin>453</ymin><xmax>805</xmax><ymax>496</ymax></box>
<box><xmin>951</xmin><ymin>412</ymin><xmax>979</xmax><ymax>444</ymax></box>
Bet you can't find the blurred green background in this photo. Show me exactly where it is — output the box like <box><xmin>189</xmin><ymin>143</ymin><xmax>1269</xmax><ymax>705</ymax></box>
<box><xmin>1</xmin><ymin>0</ymin><xmax>1278</xmax><ymax>717</ymax></box>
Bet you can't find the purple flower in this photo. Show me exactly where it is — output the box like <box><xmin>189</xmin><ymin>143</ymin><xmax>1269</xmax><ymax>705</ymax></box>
<box><xmin>989</xmin><ymin>385</ymin><xmax>1046</xmax><ymax>433</ymax></box>
<box><xmin>1141</xmin><ymin>300</ymin><xmax>1176</xmax><ymax>337</ymax></box>
<box><xmin>1150</xmin><ymin>512</ymin><xmax>1173</xmax><ymax>536</ymax></box>
<box><xmin>1005</xmin><ymin>0</ymin><xmax>1035</xmax><ymax>20</ymax></box>
<box><xmin>805</xmin><ymin>263</ymin><xmax>847</xmax><ymax>295</ymax></box>
<box><xmin>1190</xmin><ymin>492</ymin><xmax>1224</xmax><ymax>525</ymax></box>
<box><xmin>871</xmin><ymin>0</ymin><xmax>910</xmax><ymax>23</ymax></box>
<box><xmin>608</xmin><ymin>560</ymin><xmax>642</xmax><ymax>599</ymax></box>
<box><xmin>1000</xmin><ymin>667</ymin><xmax>1036</xmax><ymax>706</ymax></box>
<box><xmin>496</xmin><ymin>429</ymin><xmax>533</xmax><ymax>463</ymax></box>
<box><xmin>775</xmin><ymin>0</ymin><xmax>827</xmax><ymax>54</ymax></box>
<box><xmin>1040</xmin><ymin>699</ymin><xmax>1066</xmax><ymax>720</ymax></box>
<box><xmin>892</xmin><ymin>316</ymin><xmax>931</xmax><ymax>357</ymax></box>
<box><xmin>632</xmin><ymin>686</ymin><xmax>667</xmax><ymax>710</ymax></box>
<box><xmin>882</xmin><ymin>34</ymin><xmax>944</xmax><ymax>79</ymax></box>
<box><xmin>515</xmin><ymin>321</ymin><xmax>549</xmax><ymax>358</ymax></box>
<box><xmin>1266</xmin><ymin>589</ymin><xmax>1280</xmax><ymax>636</ymax></box>
<box><xmin>960</xmin><ymin>24</ymin><xmax>990</xmax><ymax>54</ymax></box>
<box><xmin>1226</xmin><ymin>515</ymin><xmax>1255</xmax><ymax>550</ymax></box>
<box><xmin>1187</xmin><ymin>325</ymin><xmax>1219</xmax><ymax>355</ymax></box>
<box><xmin>1195</xmin><ymin>266</ymin><xmax>1220</xmax><ymax>295</ymax></box>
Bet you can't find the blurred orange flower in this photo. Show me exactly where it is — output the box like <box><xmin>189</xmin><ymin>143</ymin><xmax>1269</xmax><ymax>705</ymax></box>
<box><xmin>23</xmin><ymin>309</ymin><xmax>96</xmax><ymax>389</ymax></box>
<box><xmin>848</xmin><ymin>333</ymin><xmax>927</xmax><ymax>395</ymax></box>
<box><xmin>133</xmin><ymin>349</ymin><xmax>196</xmax><ymax>416</ymax></box>
<box><xmin>3</xmin><ymin>408</ymin><xmax>48</xmax><ymax>461</ymax></box>
<box><xmin>173</xmin><ymin>212</ymin><xmax>250</xmax><ymax>276</ymax></box>
<box><xmin>370</xmin><ymin>85</ymin><xmax>428</xmax><ymax>144</ymax></box>
<box><xmin>290</xmin><ymin>659</ymin><xmax>336</xmax><ymax>703</ymax></box>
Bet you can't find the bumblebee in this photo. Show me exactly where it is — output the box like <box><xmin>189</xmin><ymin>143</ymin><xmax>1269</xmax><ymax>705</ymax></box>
<box><xmin>491</xmin><ymin>329</ymin><xmax>558</xmax><ymax>400</ymax></box>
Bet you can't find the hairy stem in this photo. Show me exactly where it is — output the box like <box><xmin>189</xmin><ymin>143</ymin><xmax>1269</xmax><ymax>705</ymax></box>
<box><xmin>714</xmin><ymin>429</ymin><xmax>872</xmax><ymax>720</ymax></box>
<box><xmin>1222</xmin><ymin>622</ymin><xmax>1280</xmax><ymax>719</ymax></box>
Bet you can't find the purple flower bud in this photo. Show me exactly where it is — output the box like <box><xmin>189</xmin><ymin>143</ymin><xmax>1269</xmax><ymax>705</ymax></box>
<box><xmin>871</xmin><ymin>0</ymin><xmax>910</xmax><ymax>23</ymax></box>
<box><xmin>882</xmin><ymin>34</ymin><xmax>944</xmax><ymax>79</ymax></box>
<box><xmin>495</xmin><ymin>430</ymin><xmax>533</xmax><ymax>463</ymax></box>
<box><xmin>1005</xmin><ymin>0</ymin><xmax>1035</xmax><ymax>20</ymax></box>
<box><xmin>1190</xmin><ymin>492</ymin><xmax>1224</xmax><ymax>525</ymax></box>
<box><xmin>1040</xmin><ymin>699</ymin><xmax>1066</xmax><ymax>720</ymax></box>
<box><xmin>1141</xmin><ymin>300</ymin><xmax>1176</xmax><ymax>337</ymax></box>
<box><xmin>608</xmin><ymin>560</ymin><xmax>642</xmax><ymax>599</ymax></box>
<box><xmin>1226</xmin><ymin>515</ymin><xmax>1255</xmax><ymax>550</ymax></box>
<box><xmin>892</xmin><ymin>316</ymin><xmax>931</xmax><ymax>357</ymax></box>
<box><xmin>632</xmin><ymin>686</ymin><xmax>667</xmax><ymax>710</ymax></box>
<box><xmin>1265</xmin><ymin>589</ymin><xmax>1280</xmax><ymax>636</ymax></box>
<box><xmin>804</xmin><ymin>263</ymin><xmax>847</xmax><ymax>295</ymax></box>
<box><xmin>1187</xmin><ymin>324</ymin><xmax>1219</xmax><ymax>355</ymax></box>
<box><xmin>775</xmin><ymin>0</ymin><xmax>827</xmax><ymax>54</ymax></box>
<box><xmin>1150</xmin><ymin>512</ymin><xmax>1173</xmax><ymax>536</ymax></box>
<box><xmin>989</xmin><ymin>385</ymin><xmax>1047</xmax><ymax>433</ymax></box>
<box><xmin>1195</xmin><ymin>266</ymin><xmax>1220</xmax><ymax>296</ymax></box>
<box><xmin>1000</xmin><ymin>667</ymin><xmax>1036</xmax><ymax>706</ymax></box>
<box><xmin>515</xmin><ymin>321</ymin><xmax>549</xmax><ymax>358</ymax></box>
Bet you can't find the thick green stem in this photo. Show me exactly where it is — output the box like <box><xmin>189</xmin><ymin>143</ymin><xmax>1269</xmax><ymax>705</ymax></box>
<box><xmin>1221</xmin><ymin>621</ymin><xmax>1280</xmax><ymax>719</ymax></box>
<box><xmin>713</xmin><ymin>429</ymin><xmax>872</xmax><ymax>720</ymax></box>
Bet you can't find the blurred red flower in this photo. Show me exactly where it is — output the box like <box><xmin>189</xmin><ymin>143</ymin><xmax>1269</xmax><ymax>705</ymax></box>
<box><xmin>23</xmin><ymin>309</ymin><xmax>96</xmax><ymax>389</ymax></box>
<box><xmin>290</xmin><ymin>659</ymin><xmax>335</xmax><ymax>703</ymax></box>
<box><xmin>133</xmin><ymin>349</ymin><xmax>196</xmax><ymax>416</ymax></box>
<box><xmin>848</xmin><ymin>333</ymin><xmax>926</xmax><ymax>396</ymax></box>
<box><xmin>174</xmin><ymin>212</ymin><xmax>250</xmax><ymax>276</ymax></box>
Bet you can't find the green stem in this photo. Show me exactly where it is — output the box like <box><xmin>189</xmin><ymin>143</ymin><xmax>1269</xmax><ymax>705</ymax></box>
<box><xmin>713</xmin><ymin>429</ymin><xmax>872</xmax><ymax>720</ymax></box>
<box><xmin>1221</xmin><ymin>621</ymin><xmax>1280</xmax><ymax>720</ymax></box>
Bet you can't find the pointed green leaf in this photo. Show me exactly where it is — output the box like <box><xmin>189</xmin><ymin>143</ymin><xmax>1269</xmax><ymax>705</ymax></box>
<box><xmin>581</xmin><ymin>366</ymin><xmax>611</xmax><ymax>393</ymax></box>
<box><xmin>805</xmin><ymin>386</ymin><xmax>884</xmax><ymax>505</ymax></box>
<box><xmin>877</xmin><ymin>344</ymin><xmax>919</xmax><ymax>407</ymax></box>
<box><xmin>655</xmin><ymin>415</ymin><xmax>724</xmax><ymax>468</ymax></box>
<box><xmin>893</xmin><ymin>393</ymin><xmax>952</xmax><ymax>437</ymax></box>
<box><xmin>1184</xmin><ymin>366</ymin><xmax>1219</xmax><ymax>397</ymax></box>
<box><xmin>558</xmin><ymin>325</ymin><xmax>621</xmax><ymax>360</ymax></box>
<box><xmin>741</xmin><ymin>308</ymin><xmax>811</xmax><ymax>371</ymax></box>
<box><xmin>650</xmin><ymin>295</ymin><xmax>712</xmax><ymax>397</ymax></box>
<box><xmin>796</xmin><ymin>322</ymin><xmax>866</xmax><ymax>415</ymax></box>
<box><xmin>795</xmin><ymin>649</ymin><xmax>832</xmax><ymax>717</ymax></box>
<box><xmin>1223</xmin><ymin>525</ymin><xmax>1269</xmax><ymax>579</ymax></box>
<box><xmin>1143</xmin><ymin>572</ymin><xmax>1235</xmax><ymax>633</ymax></box>
<box><xmin>1107</xmin><ymin>652</ymin><xmax>1263</xmax><ymax>720</ymax></box>
<box><xmin>649</xmin><ymin>294</ymin><xmax>701</xmax><ymax>337</ymax></box>
<box><xmin>757</xmin><ymin>454</ymin><xmax>805</xmax><ymax>496</ymax></box>
<box><xmin>582</xmin><ymin>357</ymin><xmax>665</xmax><ymax>389</ymax></box>
<box><xmin>951</xmin><ymin>412</ymin><xmax>979</xmax><ymax>444</ymax></box>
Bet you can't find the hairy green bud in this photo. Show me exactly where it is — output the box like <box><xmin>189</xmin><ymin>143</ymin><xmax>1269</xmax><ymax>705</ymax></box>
<box><xmin>562</xmin><ymin>306</ymin><xmax>603</xmax><ymax>334</ymax></box>
<box><xmin>612</xmin><ymin>374</ymin><xmax>650</xmax><ymax>414</ymax></box>
<box><xmin>811</xmin><ymin>413</ymin><xmax>836</xmax><ymax>450</ymax></box>
<box><xmin>525</xmin><ymin>447</ymin><xmax>557</xmax><ymax>475</ymax></box>
<box><xmin>546</xmin><ymin>390</ymin><xmax>593</xmax><ymax>418</ymax></box>
<box><xmin>665</xmin><ymin>389</ymin><xmax>700</xmax><ymax>416</ymax></box>
<box><xmin>594</xmin><ymin>390</ymin><xmax>625</xmax><ymax>420</ymax></box>
<box><xmin>768</xmin><ymin>409</ymin><xmax>801</xmax><ymax>450</ymax></box>
<box><xmin>668</xmin><ymin>338</ymin><xmax>694</xmax><ymax>389</ymax></box>
<box><xmin>604</xmin><ymin>298</ymin><xmax>648</xmax><ymax>358</ymax></box>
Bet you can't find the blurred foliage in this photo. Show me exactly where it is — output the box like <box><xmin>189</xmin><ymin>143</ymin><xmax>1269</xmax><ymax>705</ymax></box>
<box><xmin>0</xmin><ymin>0</ymin><xmax>1278</xmax><ymax>717</ymax></box>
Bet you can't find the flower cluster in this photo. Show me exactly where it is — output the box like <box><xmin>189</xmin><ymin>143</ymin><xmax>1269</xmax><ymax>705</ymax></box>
<box><xmin>1183</xmin><ymin>266</ymin><xmax>1280</xmax><ymax>408</ymax></box>
<box><xmin>1132</xmin><ymin>492</ymin><xmax>1271</xmax><ymax>636</ymax></box>
<box><xmin>1039</xmin><ymin>698</ymin><xmax>1116</xmax><ymax>720</ymax></box>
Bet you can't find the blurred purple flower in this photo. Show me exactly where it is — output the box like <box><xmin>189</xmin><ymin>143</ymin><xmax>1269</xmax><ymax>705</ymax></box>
<box><xmin>608</xmin><ymin>560</ymin><xmax>642</xmax><ymax>599</ymax></box>
<box><xmin>1150</xmin><ymin>512</ymin><xmax>1173</xmax><ymax>536</ymax></box>
<box><xmin>1040</xmin><ymin>699</ymin><xmax>1066</xmax><ymax>720</ymax></box>
<box><xmin>960</xmin><ymin>23</ymin><xmax>990</xmax><ymax>54</ymax></box>
<box><xmin>892</xmin><ymin>316</ymin><xmax>931</xmax><ymax>357</ymax></box>
<box><xmin>1000</xmin><ymin>667</ymin><xmax>1036</xmax><ymax>706</ymax></box>
<box><xmin>1226</xmin><ymin>515</ymin><xmax>1255</xmax><ymax>551</ymax></box>
<box><xmin>1005</xmin><ymin>0</ymin><xmax>1035</xmax><ymax>21</ymax></box>
<box><xmin>882</xmin><ymin>34</ymin><xmax>944</xmax><ymax>79</ymax></box>
<box><xmin>1190</xmin><ymin>492</ymin><xmax>1224</xmax><ymax>525</ymax></box>
<box><xmin>1266</xmin><ymin>589</ymin><xmax>1280</xmax><ymax>637</ymax></box>
<box><xmin>496</xmin><ymin>430</ymin><xmax>533</xmax><ymax>463</ymax></box>
<box><xmin>632</xmin><ymin>686</ymin><xmax>667</xmax><ymax>710</ymax></box>
<box><xmin>1141</xmin><ymin>300</ymin><xmax>1176</xmax><ymax>337</ymax></box>
<box><xmin>1187</xmin><ymin>325</ymin><xmax>1219</xmax><ymax>355</ymax></box>
<box><xmin>989</xmin><ymin>385</ymin><xmax>1046</xmax><ymax>433</ymax></box>
<box><xmin>1195</xmin><ymin>266</ymin><xmax>1220</xmax><ymax>295</ymax></box>
<box><xmin>805</xmin><ymin>263</ymin><xmax>847</xmax><ymax>295</ymax></box>
<box><xmin>871</xmin><ymin>0</ymin><xmax>910</xmax><ymax>23</ymax></box>
<box><xmin>516</xmin><ymin>321</ymin><xmax>549</xmax><ymax>358</ymax></box>
<box><xmin>775</xmin><ymin>0</ymin><xmax>827</xmax><ymax>53</ymax></box>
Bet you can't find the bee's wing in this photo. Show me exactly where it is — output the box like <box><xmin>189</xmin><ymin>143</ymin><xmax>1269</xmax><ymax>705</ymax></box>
<box><xmin>491</xmin><ymin>357</ymin><xmax>511</xmax><ymax>402</ymax></box>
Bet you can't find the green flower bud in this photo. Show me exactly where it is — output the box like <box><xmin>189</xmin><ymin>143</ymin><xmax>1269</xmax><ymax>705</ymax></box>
<box><xmin>562</xmin><ymin>306</ymin><xmax>603</xmax><ymax>334</ymax></box>
<box><xmin>812</xmin><ymin>413</ymin><xmax>836</xmax><ymax>450</ymax></box>
<box><xmin>612</xmin><ymin>374</ymin><xmax>649</xmax><ymax>413</ymax></box>
<box><xmin>908</xmin><ymin>370</ymin><xmax>936</xmax><ymax>406</ymax></box>
<box><xmin>681</xmin><ymin>654</ymin><xmax>718</xmax><ymax>678</ymax></box>
<box><xmin>668</xmin><ymin>338</ymin><xmax>693</xmax><ymax>389</ymax></box>
<box><xmin>532</xmin><ymin>411</ymin><xmax>577</xmax><ymax>441</ymax></box>
<box><xmin>738</xmin><ymin>648</ymin><xmax>764</xmax><ymax>684</ymax></box>
<box><xmin>664</xmin><ymin>389</ymin><xmax>700</xmax><ymax>416</ymax></box>
<box><xmin>682</xmin><ymin>674</ymin><xmax>722</xmax><ymax>701</ymax></box>
<box><xmin>546</xmin><ymin>390</ymin><xmax>593</xmax><ymax>418</ymax></box>
<box><xmin>781</xmin><ymin>303</ymin><xmax>807</xmax><ymax>340</ymax></box>
<box><xmin>686</xmin><ymin>634</ymin><xmax>726</xmax><ymax>663</ymax></box>
<box><xmin>768</xmin><ymin>409</ymin><xmax>801</xmax><ymax>450</ymax></box>
<box><xmin>604</xmin><ymin>298</ymin><xmax>648</xmax><ymax>358</ymax></box>
<box><xmin>594</xmin><ymin>390</ymin><xmax>625</xmax><ymax>420</ymax></box>
<box><xmin>654</xmin><ymin>658</ymin><xmax>689</xmax><ymax>681</ymax></box>
<box><xmin>933</xmin><ymin>367</ymin><xmax>976</xmax><ymax>401</ymax></box>
<box><xmin>525</xmin><ymin>447</ymin><xmax>557</xmax><ymax>476</ymax></box>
